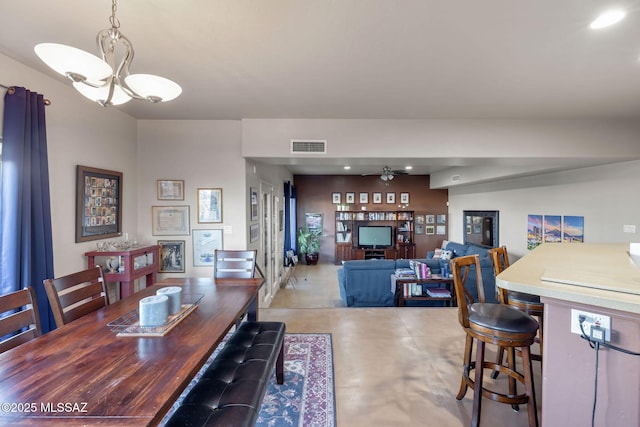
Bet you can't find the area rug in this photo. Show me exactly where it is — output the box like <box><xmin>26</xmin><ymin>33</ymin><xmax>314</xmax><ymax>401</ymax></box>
<box><xmin>160</xmin><ymin>333</ymin><xmax>336</xmax><ymax>427</ymax></box>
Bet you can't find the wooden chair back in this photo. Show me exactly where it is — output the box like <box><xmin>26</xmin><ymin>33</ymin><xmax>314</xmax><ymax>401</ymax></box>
<box><xmin>44</xmin><ymin>266</ymin><xmax>108</xmax><ymax>328</ymax></box>
<box><xmin>450</xmin><ymin>254</ymin><xmax>485</xmax><ymax>328</ymax></box>
<box><xmin>214</xmin><ymin>250</ymin><xmax>263</xmax><ymax>279</ymax></box>
<box><xmin>0</xmin><ymin>287</ymin><xmax>42</xmax><ymax>353</ymax></box>
<box><xmin>488</xmin><ymin>246</ymin><xmax>511</xmax><ymax>304</ymax></box>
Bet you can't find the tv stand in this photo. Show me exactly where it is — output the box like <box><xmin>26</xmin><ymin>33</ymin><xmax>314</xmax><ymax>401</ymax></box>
<box><xmin>353</xmin><ymin>248</ymin><xmax>397</xmax><ymax>260</ymax></box>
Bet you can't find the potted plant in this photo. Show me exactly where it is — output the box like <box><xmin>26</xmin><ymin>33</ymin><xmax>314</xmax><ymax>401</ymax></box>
<box><xmin>298</xmin><ymin>227</ymin><xmax>320</xmax><ymax>265</ymax></box>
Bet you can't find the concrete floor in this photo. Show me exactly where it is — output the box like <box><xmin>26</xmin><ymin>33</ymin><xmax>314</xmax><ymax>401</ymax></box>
<box><xmin>260</xmin><ymin>262</ymin><xmax>542</xmax><ymax>427</ymax></box>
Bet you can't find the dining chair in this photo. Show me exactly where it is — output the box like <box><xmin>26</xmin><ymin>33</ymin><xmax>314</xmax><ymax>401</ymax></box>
<box><xmin>214</xmin><ymin>250</ymin><xmax>263</xmax><ymax>279</ymax></box>
<box><xmin>489</xmin><ymin>246</ymin><xmax>544</xmax><ymax>372</ymax></box>
<box><xmin>0</xmin><ymin>287</ymin><xmax>42</xmax><ymax>353</ymax></box>
<box><xmin>44</xmin><ymin>266</ymin><xmax>109</xmax><ymax>328</ymax></box>
<box><xmin>451</xmin><ymin>254</ymin><xmax>539</xmax><ymax>427</ymax></box>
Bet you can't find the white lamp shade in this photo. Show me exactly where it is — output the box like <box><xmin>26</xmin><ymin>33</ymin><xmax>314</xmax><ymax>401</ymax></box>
<box><xmin>72</xmin><ymin>82</ymin><xmax>132</xmax><ymax>105</ymax></box>
<box><xmin>34</xmin><ymin>43</ymin><xmax>112</xmax><ymax>81</ymax></box>
<box><xmin>125</xmin><ymin>74</ymin><xmax>182</xmax><ymax>102</ymax></box>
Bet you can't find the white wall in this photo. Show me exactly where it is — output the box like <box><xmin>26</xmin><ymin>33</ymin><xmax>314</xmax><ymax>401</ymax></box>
<box><xmin>1</xmin><ymin>52</ymin><xmax>138</xmax><ymax>277</ymax></box>
<box><xmin>136</xmin><ymin>121</ymin><xmax>293</xmax><ymax>287</ymax></box>
<box><xmin>136</xmin><ymin>120</ymin><xmax>246</xmax><ymax>278</ymax></box>
<box><xmin>448</xmin><ymin>160</ymin><xmax>640</xmax><ymax>261</ymax></box>
<box><xmin>242</xmin><ymin>118</ymin><xmax>640</xmax><ymax>160</ymax></box>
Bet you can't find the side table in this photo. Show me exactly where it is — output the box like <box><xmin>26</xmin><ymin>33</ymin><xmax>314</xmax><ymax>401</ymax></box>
<box><xmin>85</xmin><ymin>245</ymin><xmax>159</xmax><ymax>300</ymax></box>
<box><xmin>391</xmin><ymin>274</ymin><xmax>456</xmax><ymax>307</ymax></box>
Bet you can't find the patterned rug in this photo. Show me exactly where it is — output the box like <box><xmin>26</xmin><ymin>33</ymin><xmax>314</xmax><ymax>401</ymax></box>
<box><xmin>160</xmin><ymin>333</ymin><xmax>336</xmax><ymax>427</ymax></box>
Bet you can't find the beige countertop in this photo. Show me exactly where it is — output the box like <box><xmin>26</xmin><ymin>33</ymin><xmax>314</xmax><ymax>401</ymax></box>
<box><xmin>496</xmin><ymin>242</ymin><xmax>640</xmax><ymax>314</ymax></box>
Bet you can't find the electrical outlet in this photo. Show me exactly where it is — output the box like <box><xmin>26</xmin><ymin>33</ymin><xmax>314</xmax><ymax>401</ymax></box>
<box><xmin>570</xmin><ymin>309</ymin><xmax>611</xmax><ymax>342</ymax></box>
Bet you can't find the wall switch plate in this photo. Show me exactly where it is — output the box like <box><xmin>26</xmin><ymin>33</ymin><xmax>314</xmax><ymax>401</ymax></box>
<box><xmin>623</xmin><ymin>224</ymin><xmax>636</xmax><ymax>233</ymax></box>
<box><xmin>570</xmin><ymin>309</ymin><xmax>611</xmax><ymax>342</ymax></box>
<box><xmin>223</xmin><ymin>226</ymin><xmax>232</xmax><ymax>234</ymax></box>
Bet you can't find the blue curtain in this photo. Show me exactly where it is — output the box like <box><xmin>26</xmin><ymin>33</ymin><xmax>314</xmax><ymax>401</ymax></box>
<box><xmin>1</xmin><ymin>86</ymin><xmax>55</xmax><ymax>333</ymax></box>
<box><xmin>283</xmin><ymin>181</ymin><xmax>297</xmax><ymax>257</ymax></box>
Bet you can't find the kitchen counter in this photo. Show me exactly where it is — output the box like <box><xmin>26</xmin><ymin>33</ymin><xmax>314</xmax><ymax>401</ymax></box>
<box><xmin>497</xmin><ymin>242</ymin><xmax>640</xmax><ymax>314</ymax></box>
<box><xmin>496</xmin><ymin>242</ymin><xmax>640</xmax><ymax>427</ymax></box>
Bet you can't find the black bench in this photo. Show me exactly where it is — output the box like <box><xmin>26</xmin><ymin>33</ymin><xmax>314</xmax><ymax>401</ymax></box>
<box><xmin>164</xmin><ymin>321</ymin><xmax>286</xmax><ymax>427</ymax></box>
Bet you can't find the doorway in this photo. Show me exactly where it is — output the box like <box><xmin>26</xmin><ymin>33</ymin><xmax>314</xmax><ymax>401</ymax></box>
<box><xmin>463</xmin><ymin>210</ymin><xmax>500</xmax><ymax>247</ymax></box>
<box><xmin>260</xmin><ymin>182</ymin><xmax>280</xmax><ymax>305</ymax></box>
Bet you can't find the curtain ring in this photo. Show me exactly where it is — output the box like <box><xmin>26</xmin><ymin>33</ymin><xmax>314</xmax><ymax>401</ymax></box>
<box><xmin>6</xmin><ymin>86</ymin><xmax>51</xmax><ymax>105</ymax></box>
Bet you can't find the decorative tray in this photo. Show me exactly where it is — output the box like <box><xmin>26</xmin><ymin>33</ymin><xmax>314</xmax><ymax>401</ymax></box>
<box><xmin>107</xmin><ymin>294</ymin><xmax>204</xmax><ymax>337</ymax></box>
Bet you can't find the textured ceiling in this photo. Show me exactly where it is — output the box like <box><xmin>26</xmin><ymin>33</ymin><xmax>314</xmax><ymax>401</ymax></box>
<box><xmin>1</xmin><ymin>1</ymin><xmax>639</xmax><ymax>178</ymax></box>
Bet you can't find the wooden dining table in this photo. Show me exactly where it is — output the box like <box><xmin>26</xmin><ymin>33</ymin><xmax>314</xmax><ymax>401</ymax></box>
<box><xmin>0</xmin><ymin>277</ymin><xmax>263</xmax><ymax>426</ymax></box>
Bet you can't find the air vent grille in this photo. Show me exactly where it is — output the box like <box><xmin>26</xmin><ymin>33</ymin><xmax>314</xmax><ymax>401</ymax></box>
<box><xmin>291</xmin><ymin>140</ymin><xmax>327</xmax><ymax>154</ymax></box>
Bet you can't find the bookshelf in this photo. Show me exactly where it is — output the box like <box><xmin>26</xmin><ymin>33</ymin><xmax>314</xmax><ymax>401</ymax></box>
<box><xmin>334</xmin><ymin>210</ymin><xmax>415</xmax><ymax>264</ymax></box>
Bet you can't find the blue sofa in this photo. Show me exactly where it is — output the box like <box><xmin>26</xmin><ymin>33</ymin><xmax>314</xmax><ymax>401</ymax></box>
<box><xmin>337</xmin><ymin>241</ymin><xmax>497</xmax><ymax>307</ymax></box>
<box><xmin>427</xmin><ymin>241</ymin><xmax>498</xmax><ymax>304</ymax></box>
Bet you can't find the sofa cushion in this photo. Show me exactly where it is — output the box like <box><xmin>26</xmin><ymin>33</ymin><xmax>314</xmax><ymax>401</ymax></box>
<box><xmin>444</xmin><ymin>241</ymin><xmax>468</xmax><ymax>258</ymax></box>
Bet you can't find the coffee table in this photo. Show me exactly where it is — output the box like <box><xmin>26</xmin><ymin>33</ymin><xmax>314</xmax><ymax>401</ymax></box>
<box><xmin>391</xmin><ymin>274</ymin><xmax>456</xmax><ymax>307</ymax></box>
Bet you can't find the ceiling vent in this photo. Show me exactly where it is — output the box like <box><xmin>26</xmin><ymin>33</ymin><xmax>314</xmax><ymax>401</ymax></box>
<box><xmin>291</xmin><ymin>140</ymin><xmax>327</xmax><ymax>154</ymax></box>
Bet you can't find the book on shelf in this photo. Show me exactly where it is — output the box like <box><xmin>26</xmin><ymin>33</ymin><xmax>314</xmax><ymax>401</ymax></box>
<box><xmin>402</xmin><ymin>283</ymin><xmax>423</xmax><ymax>297</ymax></box>
<box><xmin>394</xmin><ymin>268</ymin><xmax>416</xmax><ymax>278</ymax></box>
<box><xmin>426</xmin><ymin>288</ymin><xmax>451</xmax><ymax>298</ymax></box>
<box><xmin>336</xmin><ymin>232</ymin><xmax>351</xmax><ymax>243</ymax></box>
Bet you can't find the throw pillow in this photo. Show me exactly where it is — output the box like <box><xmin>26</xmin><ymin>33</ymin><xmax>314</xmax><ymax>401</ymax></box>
<box><xmin>440</xmin><ymin>249</ymin><xmax>453</xmax><ymax>261</ymax></box>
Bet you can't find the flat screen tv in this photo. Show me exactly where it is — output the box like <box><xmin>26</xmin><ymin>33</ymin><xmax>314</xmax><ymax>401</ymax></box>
<box><xmin>358</xmin><ymin>225</ymin><xmax>393</xmax><ymax>248</ymax></box>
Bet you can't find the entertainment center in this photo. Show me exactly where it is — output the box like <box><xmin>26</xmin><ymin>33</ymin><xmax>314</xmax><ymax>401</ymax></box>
<box><xmin>335</xmin><ymin>210</ymin><xmax>415</xmax><ymax>264</ymax></box>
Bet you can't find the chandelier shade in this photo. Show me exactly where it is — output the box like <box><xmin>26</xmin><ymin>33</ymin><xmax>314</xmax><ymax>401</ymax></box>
<box><xmin>124</xmin><ymin>74</ymin><xmax>182</xmax><ymax>103</ymax></box>
<box><xmin>34</xmin><ymin>0</ymin><xmax>181</xmax><ymax>107</ymax></box>
<box><xmin>34</xmin><ymin>43</ymin><xmax>113</xmax><ymax>82</ymax></box>
<box><xmin>73</xmin><ymin>81</ymin><xmax>132</xmax><ymax>105</ymax></box>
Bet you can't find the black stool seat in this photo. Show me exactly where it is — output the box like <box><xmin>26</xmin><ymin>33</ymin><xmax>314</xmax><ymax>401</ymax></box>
<box><xmin>452</xmin><ymin>254</ymin><xmax>539</xmax><ymax>427</ymax></box>
<box><xmin>469</xmin><ymin>303</ymin><xmax>539</xmax><ymax>335</ymax></box>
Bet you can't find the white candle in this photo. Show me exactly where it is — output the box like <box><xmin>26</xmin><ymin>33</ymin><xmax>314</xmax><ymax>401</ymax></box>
<box><xmin>156</xmin><ymin>286</ymin><xmax>183</xmax><ymax>315</ymax></box>
<box><xmin>139</xmin><ymin>295</ymin><xmax>169</xmax><ymax>327</ymax></box>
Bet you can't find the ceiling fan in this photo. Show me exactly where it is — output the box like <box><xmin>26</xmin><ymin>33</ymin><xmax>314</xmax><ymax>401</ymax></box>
<box><xmin>362</xmin><ymin>166</ymin><xmax>409</xmax><ymax>183</ymax></box>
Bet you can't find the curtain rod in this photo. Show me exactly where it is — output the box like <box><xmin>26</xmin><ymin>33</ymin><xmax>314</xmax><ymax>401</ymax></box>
<box><xmin>1</xmin><ymin>83</ymin><xmax>52</xmax><ymax>105</ymax></box>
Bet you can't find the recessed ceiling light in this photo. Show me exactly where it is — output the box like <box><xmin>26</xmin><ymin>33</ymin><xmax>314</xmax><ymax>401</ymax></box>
<box><xmin>590</xmin><ymin>9</ymin><xmax>626</xmax><ymax>29</ymax></box>
<box><xmin>343</xmin><ymin>166</ymin><xmax>351</xmax><ymax>170</ymax></box>
<box><xmin>405</xmin><ymin>166</ymin><xmax>413</xmax><ymax>170</ymax></box>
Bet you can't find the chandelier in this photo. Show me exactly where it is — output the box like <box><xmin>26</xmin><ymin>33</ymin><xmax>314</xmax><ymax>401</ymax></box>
<box><xmin>34</xmin><ymin>0</ymin><xmax>181</xmax><ymax>106</ymax></box>
<box><xmin>380</xmin><ymin>166</ymin><xmax>395</xmax><ymax>184</ymax></box>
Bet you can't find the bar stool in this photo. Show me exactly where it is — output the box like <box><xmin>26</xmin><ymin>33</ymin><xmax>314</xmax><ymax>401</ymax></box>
<box><xmin>451</xmin><ymin>254</ymin><xmax>539</xmax><ymax>427</ymax></box>
<box><xmin>489</xmin><ymin>246</ymin><xmax>544</xmax><ymax>369</ymax></box>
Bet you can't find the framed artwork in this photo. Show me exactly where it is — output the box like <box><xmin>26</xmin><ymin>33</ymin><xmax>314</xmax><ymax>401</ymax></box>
<box><xmin>437</xmin><ymin>214</ymin><xmax>447</xmax><ymax>224</ymax></box>
<box><xmin>192</xmin><ymin>229</ymin><xmax>223</xmax><ymax>266</ymax></box>
<box><xmin>250</xmin><ymin>187</ymin><xmax>258</xmax><ymax>221</ymax></box>
<box><xmin>346</xmin><ymin>192</ymin><xmax>355</xmax><ymax>204</ymax></box>
<box><xmin>425</xmin><ymin>214</ymin><xmax>435</xmax><ymax>224</ymax></box>
<box><xmin>250</xmin><ymin>223</ymin><xmax>260</xmax><ymax>242</ymax></box>
<box><xmin>332</xmin><ymin>192</ymin><xmax>341</xmax><ymax>204</ymax></box>
<box><xmin>152</xmin><ymin>205</ymin><xmax>190</xmax><ymax>235</ymax></box>
<box><xmin>76</xmin><ymin>165</ymin><xmax>122</xmax><ymax>243</ymax></box>
<box><xmin>415</xmin><ymin>215</ymin><xmax>424</xmax><ymax>225</ymax></box>
<box><xmin>425</xmin><ymin>225</ymin><xmax>435</xmax><ymax>235</ymax></box>
<box><xmin>198</xmin><ymin>188</ymin><xmax>222</xmax><ymax>223</ymax></box>
<box><xmin>305</xmin><ymin>213</ymin><xmax>323</xmax><ymax>235</ymax></box>
<box><xmin>563</xmin><ymin>215</ymin><xmax>584</xmax><ymax>243</ymax></box>
<box><xmin>544</xmin><ymin>215</ymin><xmax>562</xmax><ymax>243</ymax></box>
<box><xmin>157</xmin><ymin>179</ymin><xmax>184</xmax><ymax>200</ymax></box>
<box><xmin>527</xmin><ymin>214</ymin><xmax>543</xmax><ymax>250</ymax></box>
<box><xmin>415</xmin><ymin>224</ymin><xmax>424</xmax><ymax>235</ymax></box>
<box><xmin>436</xmin><ymin>225</ymin><xmax>446</xmax><ymax>235</ymax></box>
<box><xmin>386</xmin><ymin>192</ymin><xmax>395</xmax><ymax>204</ymax></box>
<box><xmin>400</xmin><ymin>192</ymin><xmax>410</xmax><ymax>204</ymax></box>
<box><xmin>158</xmin><ymin>240</ymin><xmax>185</xmax><ymax>273</ymax></box>
<box><xmin>372</xmin><ymin>192</ymin><xmax>382</xmax><ymax>204</ymax></box>
<box><xmin>359</xmin><ymin>192</ymin><xmax>369</xmax><ymax>204</ymax></box>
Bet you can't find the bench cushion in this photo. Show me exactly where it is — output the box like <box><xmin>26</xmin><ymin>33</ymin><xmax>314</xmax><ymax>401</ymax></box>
<box><xmin>164</xmin><ymin>321</ymin><xmax>285</xmax><ymax>427</ymax></box>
